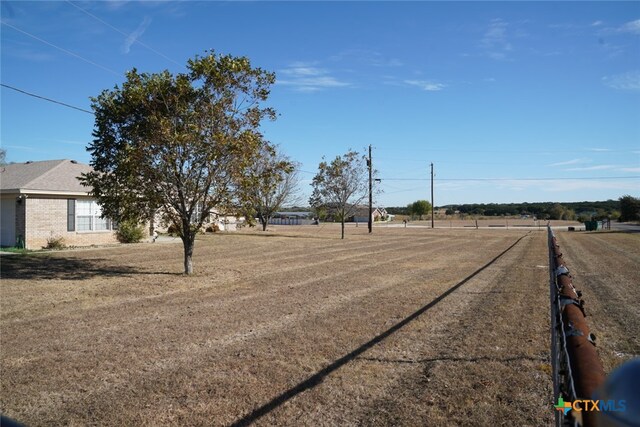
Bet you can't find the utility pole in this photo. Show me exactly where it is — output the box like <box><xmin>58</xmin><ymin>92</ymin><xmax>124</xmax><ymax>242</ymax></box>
<box><xmin>431</xmin><ymin>162</ymin><xmax>435</xmax><ymax>229</ymax></box>
<box><xmin>368</xmin><ymin>144</ymin><xmax>373</xmax><ymax>234</ymax></box>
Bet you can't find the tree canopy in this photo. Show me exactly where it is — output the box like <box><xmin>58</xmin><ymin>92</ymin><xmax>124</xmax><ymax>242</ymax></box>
<box><xmin>433</xmin><ymin>200</ymin><xmax>621</xmax><ymax>220</ymax></box>
<box><xmin>619</xmin><ymin>195</ymin><xmax>640</xmax><ymax>222</ymax></box>
<box><xmin>408</xmin><ymin>200</ymin><xmax>432</xmax><ymax>220</ymax></box>
<box><xmin>81</xmin><ymin>51</ymin><xmax>279</xmax><ymax>274</ymax></box>
<box><xmin>310</xmin><ymin>150</ymin><xmax>367</xmax><ymax>239</ymax></box>
<box><xmin>241</xmin><ymin>143</ymin><xmax>298</xmax><ymax>231</ymax></box>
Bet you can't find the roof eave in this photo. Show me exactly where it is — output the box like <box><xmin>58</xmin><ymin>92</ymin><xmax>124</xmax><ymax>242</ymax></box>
<box><xmin>0</xmin><ymin>189</ymin><xmax>91</xmax><ymax>197</ymax></box>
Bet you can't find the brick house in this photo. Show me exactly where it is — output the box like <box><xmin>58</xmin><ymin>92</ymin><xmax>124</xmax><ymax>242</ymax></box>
<box><xmin>0</xmin><ymin>159</ymin><xmax>119</xmax><ymax>249</ymax></box>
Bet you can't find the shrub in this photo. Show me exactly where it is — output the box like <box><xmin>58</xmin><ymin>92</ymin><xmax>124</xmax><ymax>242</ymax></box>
<box><xmin>167</xmin><ymin>224</ymin><xmax>180</xmax><ymax>236</ymax></box>
<box><xmin>44</xmin><ymin>235</ymin><xmax>66</xmax><ymax>250</ymax></box>
<box><xmin>205</xmin><ymin>224</ymin><xmax>220</xmax><ymax>233</ymax></box>
<box><xmin>116</xmin><ymin>220</ymin><xmax>145</xmax><ymax>243</ymax></box>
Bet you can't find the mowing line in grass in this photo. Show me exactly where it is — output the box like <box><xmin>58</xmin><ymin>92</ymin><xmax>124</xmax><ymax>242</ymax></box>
<box><xmin>230</xmin><ymin>232</ymin><xmax>532</xmax><ymax>426</ymax></box>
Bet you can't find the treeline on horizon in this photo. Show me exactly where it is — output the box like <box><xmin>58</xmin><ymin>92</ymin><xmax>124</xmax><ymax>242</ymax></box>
<box><xmin>386</xmin><ymin>200</ymin><xmax>620</xmax><ymax>221</ymax></box>
<box><xmin>287</xmin><ymin>196</ymin><xmax>640</xmax><ymax>222</ymax></box>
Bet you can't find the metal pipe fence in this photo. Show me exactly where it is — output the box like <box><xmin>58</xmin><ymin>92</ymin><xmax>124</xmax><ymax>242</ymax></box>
<box><xmin>548</xmin><ymin>226</ymin><xmax>606</xmax><ymax>427</ymax></box>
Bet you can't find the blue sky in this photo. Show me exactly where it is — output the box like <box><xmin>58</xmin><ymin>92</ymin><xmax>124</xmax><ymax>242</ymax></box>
<box><xmin>2</xmin><ymin>1</ymin><xmax>639</xmax><ymax>207</ymax></box>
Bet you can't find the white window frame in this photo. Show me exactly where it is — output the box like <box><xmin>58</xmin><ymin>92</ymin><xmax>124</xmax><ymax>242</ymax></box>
<box><xmin>75</xmin><ymin>200</ymin><xmax>115</xmax><ymax>232</ymax></box>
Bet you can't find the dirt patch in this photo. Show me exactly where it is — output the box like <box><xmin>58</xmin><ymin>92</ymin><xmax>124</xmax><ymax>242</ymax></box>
<box><xmin>0</xmin><ymin>226</ymin><xmax>560</xmax><ymax>425</ymax></box>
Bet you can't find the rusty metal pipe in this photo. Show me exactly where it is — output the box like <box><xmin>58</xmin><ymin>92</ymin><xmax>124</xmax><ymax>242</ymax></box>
<box><xmin>549</xmin><ymin>229</ymin><xmax>606</xmax><ymax>427</ymax></box>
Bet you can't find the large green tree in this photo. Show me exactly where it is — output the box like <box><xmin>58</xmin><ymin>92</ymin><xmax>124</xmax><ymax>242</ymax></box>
<box><xmin>409</xmin><ymin>200</ymin><xmax>432</xmax><ymax>220</ymax></box>
<box><xmin>310</xmin><ymin>150</ymin><xmax>367</xmax><ymax>239</ymax></box>
<box><xmin>82</xmin><ymin>51</ymin><xmax>277</xmax><ymax>274</ymax></box>
<box><xmin>619</xmin><ymin>195</ymin><xmax>640</xmax><ymax>222</ymax></box>
<box><xmin>548</xmin><ymin>203</ymin><xmax>567</xmax><ymax>220</ymax></box>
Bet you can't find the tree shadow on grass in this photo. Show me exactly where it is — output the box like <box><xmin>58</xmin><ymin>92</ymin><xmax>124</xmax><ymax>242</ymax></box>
<box><xmin>0</xmin><ymin>254</ymin><xmax>179</xmax><ymax>281</ymax></box>
<box><xmin>230</xmin><ymin>232</ymin><xmax>531</xmax><ymax>426</ymax></box>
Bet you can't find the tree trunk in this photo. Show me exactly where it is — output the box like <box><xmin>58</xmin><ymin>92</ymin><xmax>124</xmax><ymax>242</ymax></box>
<box><xmin>341</xmin><ymin>219</ymin><xmax>345</xmax><ymax>239</ymax></box>
<box><xmin>182</xmin><ymin>233</ymin><xmax>195</xmax><ymax>275</ymax></box>
<box><xmin>258</xmin><ymin>213</ymin><xmax>268</xmax><ymax>231</ymax></box>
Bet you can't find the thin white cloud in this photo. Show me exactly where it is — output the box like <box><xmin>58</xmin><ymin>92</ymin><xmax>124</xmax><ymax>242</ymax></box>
<box><xmin>492</xmin><ymin>178</ymin><xmax>638</xmax><ymax>192</ymax></box>
<box><xmin>278</xmin><ymin>63</ymin><xmax>351</xmax><ymax>92</ymax></box>
<box><xmin>482</xmin><ymin>19</ymin><xmax>508</xmax><ymax>46</ymax></box>
<box><xmin>53</xmin><ymin>139</ymin><xmax>88</xmax><ymax>146</ymax></box>
<box><xmin>435</xmin><ymin>182</ymin><xmax>473</xmax><ymax>191</ymax></box>
<box><xmin>565</xmin><ymin>165</ymin><xmax>617</xmax><ymax>171</ymax></box>
<box><xmin>602</xmin><ymin>71</ymin><xmax>640</xmax><ymax>91</ymax></box>
<box><xmin>592</xmin><ymin>20</ymin><xmax>604</xmax><ymax>27</ymax></box>
<box><xmin>11</xmin><ymin>49</ymin><xmax>56</xmax><ymax>62</ymax></box>
<box><xmin>548</xmin><ymin>158</ymin><xmax>591</xmax><ymax>167</ymax></box>
<box><xmin>619</xmin><ymin>19</ymin><xmax>640</xmax><ymax>35</ymax></box>
<box><xmin>586</xmin><ymin>148</ymin><xmax>612</xmax><ymax>152</ymax></box>
<box><xmin>494</xmin><ymin>180</ymin><xmax>530</xmax><ymax>192</ymax></box>
<box><xmin>385</xmin><ymin>58</ymin><xmax>403</xmax><ymax>67</ymax></box>
<box><xmin>123</xmin><ymin>17</ymin><xmax>152</xmax><ymax>54</ymax></box>
<box><xmin>330</xmin><ymin>49</ymin><xmax>403</xmax><ymax>67</ymax></box>
<box><xmin>480</xmin><ymin>18</ymin><xmax>513</xmax><ymax>60</ymax></box>
<box><xmin>4</xmin><ymin>40</ymin><xmax>56</xmax><ymax>62</ymax></box>
<box><xmin>3</xmin><ymin>145</ymin><xmax>39</xmax><ymax>152</ymax></box>
<box><xmin>283</xmin><ymin>66</ymin><xmax>322</xmax><ymax>77</ymax></box>
<box><xmin>620</xmin><ymin>167</ymin><xmax>640</xmax><ymax>173</ymax></box>
<box><xmin>547</xmin><ymin>23</ymin><xmax>581</xmax><ymax>30</ymax></box>
<box><xmin>404</xmin><ymin>80</ymin><xmax>446</xmax><ymax>91</ymax></box>
<box><xmin>546</xmin><ymin>179</ymin><xmax>639</xmax><ymax>192</ymax></box>
<box><xmin>598</xmin><ymin>40</ymin><xmax>625</xmax><ymax>59</ymax></box>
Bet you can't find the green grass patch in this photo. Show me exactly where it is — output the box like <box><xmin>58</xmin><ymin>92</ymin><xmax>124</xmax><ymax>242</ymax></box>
<box><xmin>0</xmin><ymin>247</ymin><xmax>33</xmax><ymax>254</ymax></box>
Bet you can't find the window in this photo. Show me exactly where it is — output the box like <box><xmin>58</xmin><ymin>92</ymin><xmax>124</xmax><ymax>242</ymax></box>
<box><xmin>75</xmin><ymin>200</ymin><xmax>114</xmax><ymax>231</ymax></box>
<box><xmin>67</xmin><ymin>199</ymin><xmax>75</xmax><ymax>231</ymax></box>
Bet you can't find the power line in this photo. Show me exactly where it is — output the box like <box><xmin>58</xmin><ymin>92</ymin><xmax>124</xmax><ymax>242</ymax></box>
<box><xmin>65</xmin><ymin>0</ymin><xmax>183</xmax><ymax>68</ymax></box>
<box><xmin>438</xmin><ymin>176</ymin><xmax>640</xmax><ymax>182</ymax></box>
<box><xmin>381</xmin><ymin>176</ymin><xmax>640</xmax><ymax>182</ymax></box>
<box><xmin>383</xmin><ymin>187</ymin><xmax>425</xmax><ymax>195</ymax></box>
<box><xmin>375</xmin><ymin>147</ymin><xmax>634</xmax><ymax>154</ymax></box>
<box><xmin>1</xmin><ymin>21</ymin><xmax>120</xmax><ymax>76</ymax></box>
<box><xmin>1</xmin><ymin>83</ymin><xmax>93</xmax><ymax>114</ymax></box>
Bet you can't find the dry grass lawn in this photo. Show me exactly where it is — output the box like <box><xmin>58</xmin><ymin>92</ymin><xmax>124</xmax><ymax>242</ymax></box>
<box><xmin>555</xmin><ymin>230</ymin><xmax>640</xmax><ymax>374</ymax></box>
<box><xmin>1</xmin><ymin>225</ymin><xmax>634</xmax><ymax>426</ymax></box>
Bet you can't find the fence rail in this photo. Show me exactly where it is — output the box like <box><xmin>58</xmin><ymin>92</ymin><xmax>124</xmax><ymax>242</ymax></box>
<box><xmin>548</xmin><ymin>226</ymin><xmax>606</xmax><ymax>427</ymax></box>
<box><xmin>267</xmin><ymin>218</ymin><xmax>314</xmax><ymax>226</ymax></box>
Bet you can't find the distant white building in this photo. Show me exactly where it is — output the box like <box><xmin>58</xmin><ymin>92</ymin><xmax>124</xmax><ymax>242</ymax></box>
<box><xmin>349</xmin><ymin>206</ymin><xmax>388</xmax><ymax>223</ymax></box>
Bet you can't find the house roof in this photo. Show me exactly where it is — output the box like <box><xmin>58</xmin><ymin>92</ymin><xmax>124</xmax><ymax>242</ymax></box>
<box><xmin>0</xmin><ymin>159</ymin><xmax>93</xmax><ymax>195</ymax></box>
<box><xmin>351</xmin><ymin>206</ymin><xmax>387</xmax><ymax>217</ymax></box>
